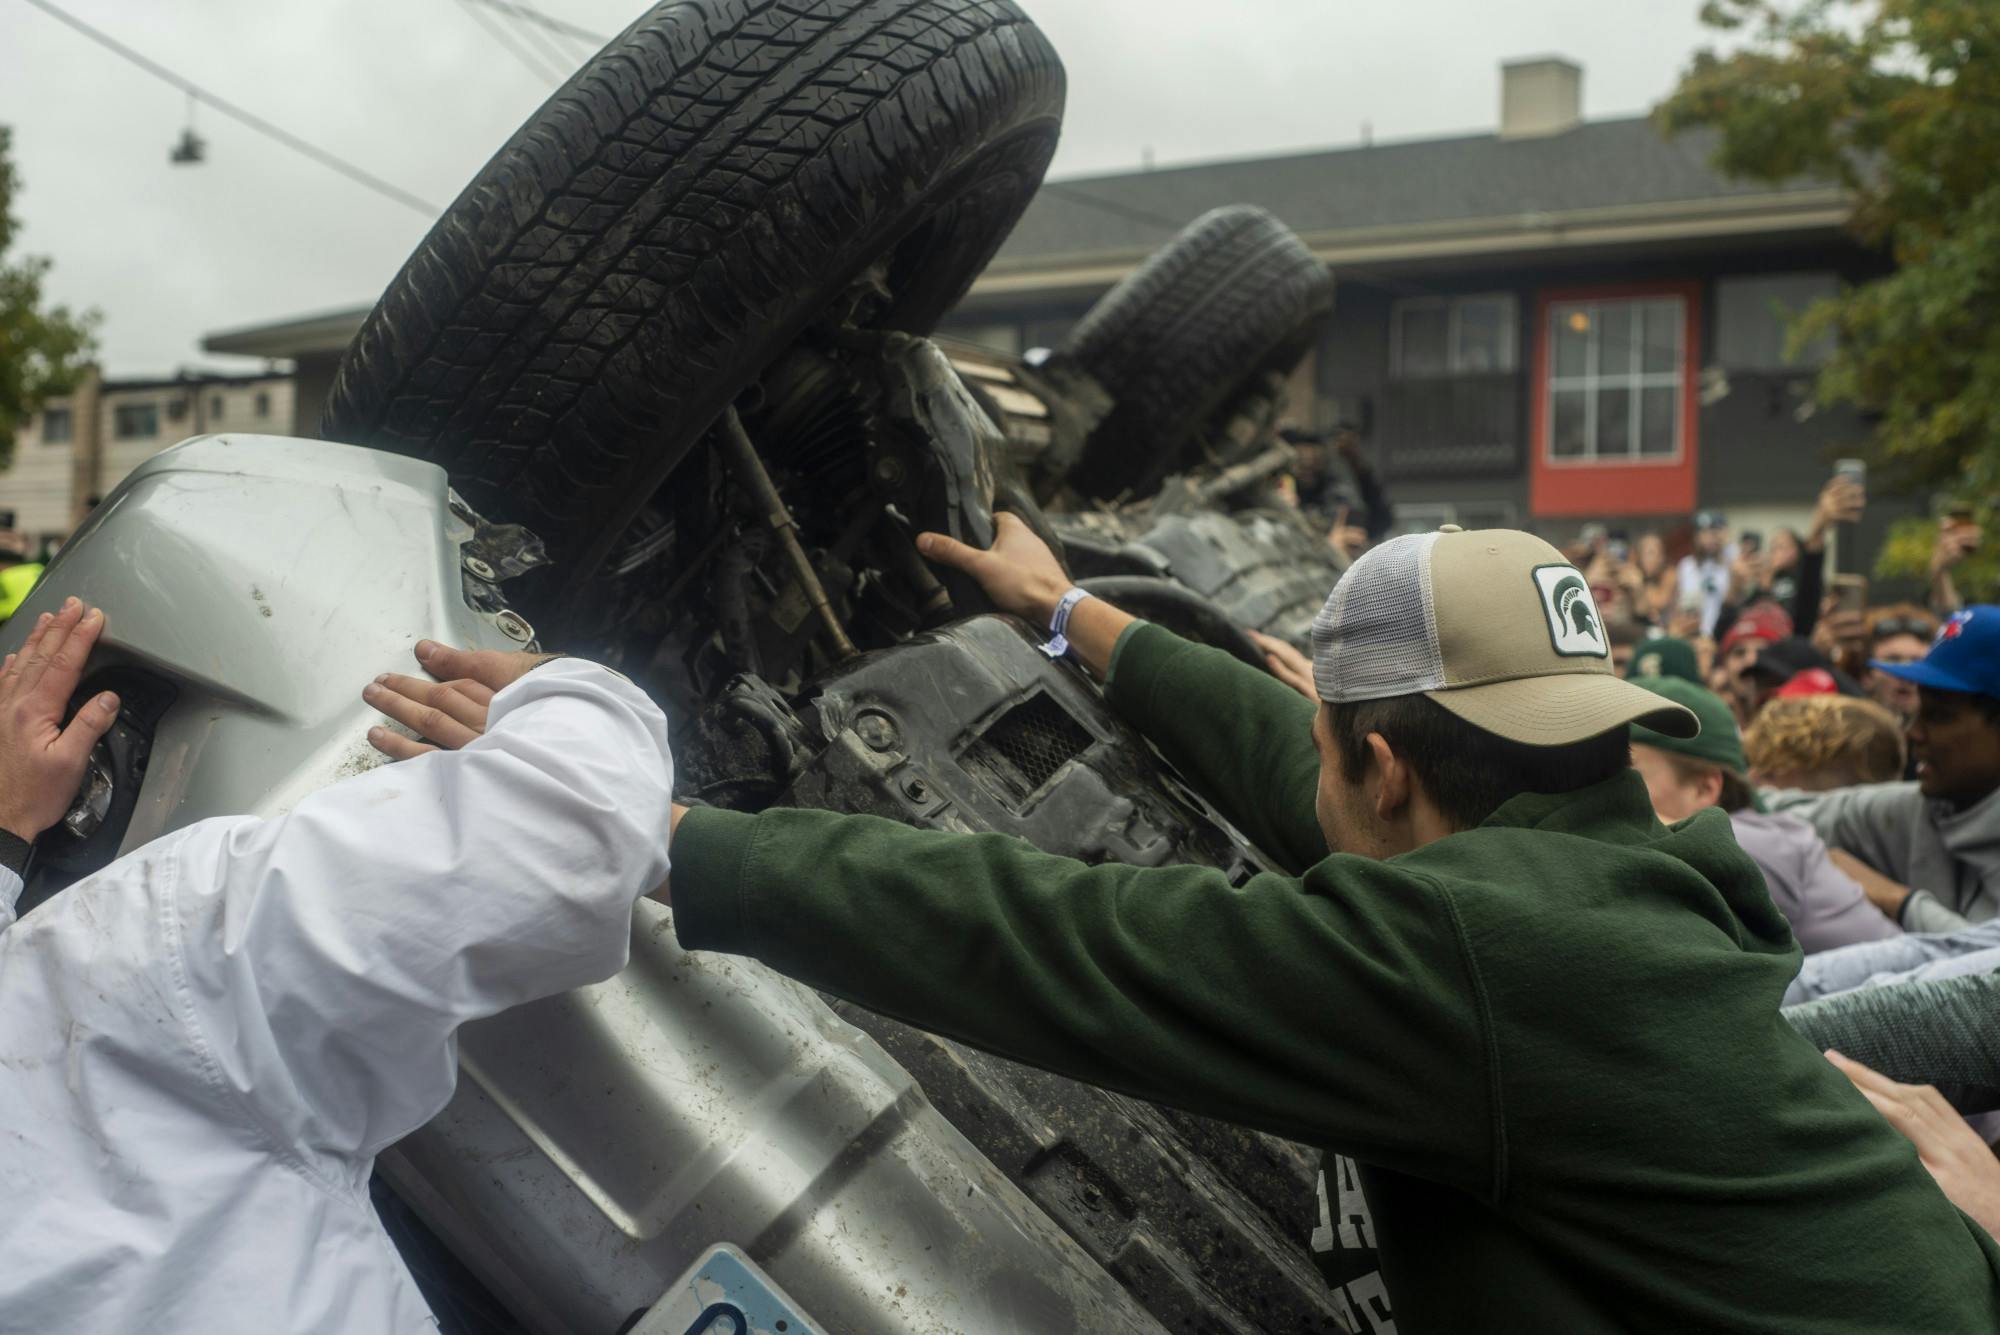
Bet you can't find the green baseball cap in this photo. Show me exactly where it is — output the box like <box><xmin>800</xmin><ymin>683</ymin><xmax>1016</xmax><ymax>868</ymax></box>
<box><xmin>1630</xmin><ymin>675</ymin><xmax>1745</xmax><ymax>775</ymax></box>
<box><xmin>1625</xmin><ymin>635</ymin><xmax>1701</xmax><ymax>686</ymax></box>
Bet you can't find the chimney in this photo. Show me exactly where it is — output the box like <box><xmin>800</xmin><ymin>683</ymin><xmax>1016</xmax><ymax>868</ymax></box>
<box><xmin>1500</xmin><ymin>57</ymin><xmax>1582</xmax><ymax>139</ymax></box>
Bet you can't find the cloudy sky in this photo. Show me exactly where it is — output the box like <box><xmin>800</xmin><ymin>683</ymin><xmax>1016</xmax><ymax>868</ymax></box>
<box><xmin>1</xmin><ymin>0</ymin><xmax>1717</xmax><ymax>375</ymax></box>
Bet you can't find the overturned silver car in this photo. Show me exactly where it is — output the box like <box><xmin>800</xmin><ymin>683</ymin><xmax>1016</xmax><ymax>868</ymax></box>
<box><xmin>9</xmin><ymin>1</ymin><xmax>1355</xmax><ymax>1331</ymax></box>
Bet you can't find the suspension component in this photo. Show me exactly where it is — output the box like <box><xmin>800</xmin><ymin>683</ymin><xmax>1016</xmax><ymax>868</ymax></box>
<box><xmin>718</xmin><ymin>407</ymin><xmax>859</xmax><ymax>661</ymax></box>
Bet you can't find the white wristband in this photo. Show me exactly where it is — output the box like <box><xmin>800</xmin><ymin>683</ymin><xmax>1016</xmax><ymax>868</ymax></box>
<box><xmin>1039</xmin><ymin>586</ymin><xmax>1096</xmax><ymax>660</ymax></box>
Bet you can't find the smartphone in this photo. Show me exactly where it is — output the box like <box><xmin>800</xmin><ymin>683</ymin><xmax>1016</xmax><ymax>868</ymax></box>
<box><xmin>1833</xmin><ymin>574</ymin><xmax>1869</xmax><ymax>615</ymax></box>
<box><xmin>1607</xmin><ymin>540</ymin><xmax>1630</xmax><ymax>564</ymax></box>
<box><xmin>1834</xmin><ymin>458</ymin><xmax>1868</xmax><ymax>490</ymax></box>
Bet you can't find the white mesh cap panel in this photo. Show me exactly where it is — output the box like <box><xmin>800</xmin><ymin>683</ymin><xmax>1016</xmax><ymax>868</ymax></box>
<box><xmin>1310</xmin><ymin>532</ymin><xmax>1446</xmax><ymax>703</ymax></box>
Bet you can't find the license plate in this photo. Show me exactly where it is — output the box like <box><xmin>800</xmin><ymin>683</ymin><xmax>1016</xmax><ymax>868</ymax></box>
<box><xmin>626</xmin><ymin>1245</ymin><xmax>824</xmax><ymax>1335</ymax></box>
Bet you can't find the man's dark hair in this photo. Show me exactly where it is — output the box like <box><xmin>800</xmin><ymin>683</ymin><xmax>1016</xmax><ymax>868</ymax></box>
<box><xmin>1327</xmin><ymin>694</ymin><xmax>1632</xmax><ymax>831</ymax></box>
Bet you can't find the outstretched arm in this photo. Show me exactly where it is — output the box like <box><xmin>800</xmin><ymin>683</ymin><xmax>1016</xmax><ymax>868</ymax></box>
<box><xmin>670</xmin><ymin>801</ymin><xmax>1491</xmax><ymax>1187</ymax></box>
<box><xmin>919</xmin><ymin>515</ymin><xmax>1327</xmax><ymax>871</ymax></box>
<box><xmin>1787</xmin><ymin>969</ymin><xmax>2000</xmax><ymax>1114</ymax></box>
<box><xmin>172</xmin><ymin>646</ymin><xmax>674</xmax><ymax>1165</ymax></box>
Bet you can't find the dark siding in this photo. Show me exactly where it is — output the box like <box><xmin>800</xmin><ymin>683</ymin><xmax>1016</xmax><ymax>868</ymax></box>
<box><xmin>941</xmin><ymin>236</ymin><xmax>1925</xmax><ymax>552</ymax></box>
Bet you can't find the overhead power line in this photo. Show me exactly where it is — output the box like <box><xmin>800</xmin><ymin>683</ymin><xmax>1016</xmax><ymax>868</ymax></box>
<box><xmin>16</xmin><ymin>0</ymin><xmax>441</xmax><ymax>218</ymax></box>
<box><xmin>462</xmin><ymin>0</ymin><xmax>608</xmax><ymax>46</ymax></box>
<box><xmin>502</xmin><ymin>0</ymin><xmax>575</xmax><ymax>72</ymax></box>
<box><xmin>510</xmin><ymin>0</ymin><xmax>595</xmax><ymax>61</ymax></box>
<box><xmin>454</xmin><ymin>0</ymin><xmax>566</xmax><ymax>84</ymax></box>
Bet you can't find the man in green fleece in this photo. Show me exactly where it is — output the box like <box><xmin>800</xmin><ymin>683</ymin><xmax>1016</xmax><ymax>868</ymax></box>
<box><xmin>385</xmin><ymin>520</ymin><xmax>2000</xmax><ymax>1331</ymax></box>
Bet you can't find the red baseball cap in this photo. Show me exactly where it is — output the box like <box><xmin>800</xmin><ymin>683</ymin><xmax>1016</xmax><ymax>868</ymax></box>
<box><xmin>1722</xmin><ymin>602</ymin><xmax>1795</xmax><ymax>655</ymax></box>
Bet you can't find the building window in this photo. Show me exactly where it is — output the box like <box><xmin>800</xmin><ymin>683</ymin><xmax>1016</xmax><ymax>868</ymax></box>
<box><xmin>1715</xmin><ymin>272</ymin><xmax>1838</xmax><ymax>371</ymax></box>
<box><xmin>113</xmin><ymin>403</ymin><xmax>160</xmax><ymax>440</ymax></box>
<box><xmin>255</xmin><ymin>391</ymin><xmax>271</xmax><ymax>419</ymax></box>
<box><xmin>1545</xmin><ymin>297</ymin><xmax>1684</xmax><ymax>463</ymax></box>
<box><xmin>40</xmin><ymin>407</ymin><xmax>72</xmax><ymax>444</ymax></box>
<box><xmin>1390</xmin><ymin>294</ymin><xmax>1517</xmax><ymax>377</ymax></box>
<box><xmin>1390</xmin><ymin>501</ymin><xmax>1519</xmax><ymax>535</ymax></box>
<box><xmin>211</xmin><ymin>394</ymin><xmax>225</xmax><ymax>419</ymax></box>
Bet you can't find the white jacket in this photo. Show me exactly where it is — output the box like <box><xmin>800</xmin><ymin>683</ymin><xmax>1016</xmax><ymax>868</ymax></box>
<box><xmin>0</xmin><ymin>659</ymin><xmax>674</xmax><ymax>1333</ymax></box>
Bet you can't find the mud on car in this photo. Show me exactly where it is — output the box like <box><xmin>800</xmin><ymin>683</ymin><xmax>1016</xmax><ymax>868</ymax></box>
<box><xmin>15</xmin><ymin>2</ymin><xmax>1357</xmax><ymax>1331</ymax></box>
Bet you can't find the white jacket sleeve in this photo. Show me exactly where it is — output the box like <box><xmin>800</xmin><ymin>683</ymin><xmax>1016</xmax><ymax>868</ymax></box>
<box><xmin>159</xmin><ymin>658</ymin><xmax>673</xmax><ymax>1181</ymax></box>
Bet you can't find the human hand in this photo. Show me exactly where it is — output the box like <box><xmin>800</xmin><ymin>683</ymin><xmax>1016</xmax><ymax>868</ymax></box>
<box><xmin>917</xmin><ymin>512</ymin><xmax>1072</xmax><ymax>625</ymax></box>
<box><xmin>363</xmin><ymin>641</ymin><xmax>555</xmax><ymax>760</ymax></box>
<box><xmin>1322</xmin><ymin>505</ymin><xmax>1371</xmax><ymax>562</ymax></box>
<box><xmin>1933</xmin><ymin>524</ymin><xmax>1982</xmax><ymax>576</ymax></box>
<box><xmin>1827</xmin><ymin>1050</ymin><xmax>2000</xmax><ymax>1239</ymax></box>
<box><xmin>1827</xmin><ymin>847</ymin><xmax>1913</xmax><ymax>920</ymax></box>
<box><xmin>0</xmin><ymin>597</ymin><xmax>120</xmax><ymax>841</ymax></box>
<box><xmin>1812</xmin><ymin>601</ymin><xmax>1868</xmax><ymax>673</ymax></box>
<box><xmin>1249</xmin><ymin>631</ymin><xmax>1316</xmax><ymax>700</ymax></box>
<box><xmin>1810</xmin><ymin>478</ymin><xmax>1866</xmax><ymax>544</ymax></box>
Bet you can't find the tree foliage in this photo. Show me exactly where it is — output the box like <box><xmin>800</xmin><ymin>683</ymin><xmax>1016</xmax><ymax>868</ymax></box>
<box><xmin>0</xmin><ymin>125</ymin><xmax>97</xmax><ymax>472</ymax></box>
<box><xmin>1658</xmin><ymin>1</ymin><xmax>2000</xmax><ymax>590</ymax></box>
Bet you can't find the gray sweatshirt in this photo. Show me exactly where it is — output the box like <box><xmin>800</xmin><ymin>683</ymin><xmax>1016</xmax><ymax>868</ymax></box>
<box><xmin>1729</xmin><ymin>808</ymin><xmax>1903</xmax><ymax>953</ymax></box>
<box><xmin>1786</xmin><ymin>968</ymin><xmax>2000</xmax><ymax>1115</ymax></box>
<box><xmin>1770</xmin><ymin>782</ymin><xmax>2000</xmax><ymax>934</ymax></box>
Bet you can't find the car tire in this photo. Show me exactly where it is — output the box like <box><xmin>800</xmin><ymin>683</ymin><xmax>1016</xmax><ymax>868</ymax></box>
<box><xmin>320</xmin><ymin>0</ymin><xmax>1065</xmax><ymax>627</ymax></box>
<box><xmin>1057</xmin><ymin>205</ymin><xmax>1334</xmax><ymax>502</ymax></box>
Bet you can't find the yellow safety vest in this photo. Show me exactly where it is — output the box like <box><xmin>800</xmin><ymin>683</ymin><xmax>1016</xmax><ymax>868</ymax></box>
<box><xmin>0</xmin><ymin>563</ymin><xmax>44</xmax><ymax>621</ymax></box>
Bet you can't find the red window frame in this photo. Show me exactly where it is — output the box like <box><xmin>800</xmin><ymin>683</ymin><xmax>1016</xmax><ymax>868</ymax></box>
<box><xmin>1528</xmin><ymin>280</ymin><xmax>1701</xmax><ymax>519</ymax></box>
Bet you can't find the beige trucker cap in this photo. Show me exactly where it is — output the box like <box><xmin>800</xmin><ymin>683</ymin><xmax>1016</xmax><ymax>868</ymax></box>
<box><xmin>1309</xmin><ymin>527</ymin><xmax>1700</xmax><ymax>745</ymax></box>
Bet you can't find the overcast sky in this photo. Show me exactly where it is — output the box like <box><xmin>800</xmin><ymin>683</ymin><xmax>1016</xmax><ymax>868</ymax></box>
<box><xmin>0</xmin><ymin>0</ymin><xmax>1717</xmax><ymax>376</ymax></box>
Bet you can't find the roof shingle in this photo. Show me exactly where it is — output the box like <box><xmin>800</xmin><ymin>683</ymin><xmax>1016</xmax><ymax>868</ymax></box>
<box><xmin>995</xmin><ymin>118</ymin><xmax>1837</xmax><ymax>264</ymax></box>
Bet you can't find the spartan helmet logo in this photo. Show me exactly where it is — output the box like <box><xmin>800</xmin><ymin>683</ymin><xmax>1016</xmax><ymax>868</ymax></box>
<box><xmin>1552</xmin><ymin>574</ymin><xmax>1601</xmax><ymax>645</ymax></box>
<box><xmin>1533</xmin><ymin>564</ymin><xmax>1611</xmax><ymax>659</ymax></box>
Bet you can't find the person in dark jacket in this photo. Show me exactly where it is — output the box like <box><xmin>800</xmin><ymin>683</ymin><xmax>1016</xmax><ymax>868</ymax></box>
<box><xmin>378</xmin><ymin>523</ymin><xmax>2000</xmax><ymax>1334</ymax></box>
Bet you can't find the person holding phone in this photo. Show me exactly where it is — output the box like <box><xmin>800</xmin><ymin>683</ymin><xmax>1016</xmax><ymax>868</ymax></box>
<box><xmin>1933</xmin><ymin>504</ymin><xmax>1983</xmax><ymax>616</ymax></box>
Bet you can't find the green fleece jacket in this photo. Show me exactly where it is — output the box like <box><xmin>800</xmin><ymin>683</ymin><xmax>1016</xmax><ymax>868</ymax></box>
<box><xmin>673</xmin><ymin>622</ymin><xmax>2000</xmax><ymax>1333</ymax></box>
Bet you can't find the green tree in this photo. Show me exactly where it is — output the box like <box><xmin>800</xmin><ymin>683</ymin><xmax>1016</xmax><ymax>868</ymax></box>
<box><xmin>1657</xmin><ymin>0</ymin><xmax>2000</xmax><ymax>595</ymax></box>
<box><xmin>0</xmin><ymin>124</ymin><xmax>97</xmax><ymax>472</ymax></box>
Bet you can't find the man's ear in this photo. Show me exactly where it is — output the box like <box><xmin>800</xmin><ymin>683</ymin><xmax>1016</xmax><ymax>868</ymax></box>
<box><xmin>1367</xmin><ymin>732</ymin><xmax>1411</xmax><ymax>821</ymax></box>
<box><xmin>1698</xmin><ymin>768</ymin><xmax>1725</xmax><ymax>808</ymax></box>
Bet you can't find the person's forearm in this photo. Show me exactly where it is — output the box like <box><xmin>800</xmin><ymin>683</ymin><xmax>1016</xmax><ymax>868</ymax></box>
<box><xmin>1103</xmin><ymin>621</ymin><xmax>1326</xmax><ymax>872</ymax></box>
<box><xmin>1792</xmin><ymin>546</ymin><xmax>1825</xmax><ymax>638</ymax></box>
<box><xmin>176</xmin><ymin>659</ymin><xmax>677</xmax><ymax>1158</ymax></box>
<box><xmin>669</xmin><ymin>803</ymin><xmax>1491</xmax><ymax>1178</ymax></box>
<box><xmin>1786</xmin><ymin>970</ymin><xmax>2000</xmax><ymax>1114</ymax></box>
<box><xmin>1060</xmin><ymin>594</ymin><xmax>1137</xmax><ymax>681</ymax></box>
<box><xmin>1902</xmin><ymin>890</ymin><xmax>1973</xmax><ymax>936</ymax></box>
<box><xmin>1933</xmin><ymin>569</ymin><xmax>1964</xmax><ymax>616</ymax></box>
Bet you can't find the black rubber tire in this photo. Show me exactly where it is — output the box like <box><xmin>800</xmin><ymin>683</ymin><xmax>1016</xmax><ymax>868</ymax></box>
<box><xmin>1058</xmin><ymin>205</ymin><xmax>1335</xmax><ymax>502</ymax></box>
<box><xmin>321</xmin><ymin>0</ymin><xmax>1065</xmax><ymax>624</ymax></box>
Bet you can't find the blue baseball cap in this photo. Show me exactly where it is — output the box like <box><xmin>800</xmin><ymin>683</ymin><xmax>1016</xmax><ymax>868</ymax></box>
<box><xmin>1873</xmin><ymin>606</ymin><xmax>2000</xmax><ymax>701</ymax></box>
